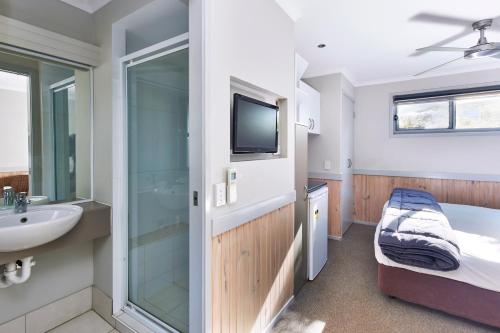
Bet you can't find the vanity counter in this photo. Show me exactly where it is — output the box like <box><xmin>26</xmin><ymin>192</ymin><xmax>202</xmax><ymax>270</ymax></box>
<box><xmin>0</xmin><ymin>201</ymin><xmax>110</xmax><ymax>265</ymax></box>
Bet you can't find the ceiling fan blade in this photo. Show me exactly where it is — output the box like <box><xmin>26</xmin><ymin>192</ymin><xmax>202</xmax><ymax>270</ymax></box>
<box><xmin>411</xmin><ymin>13</ymin><xmax>472</xmax><ymax>26</ymax></box>
<box><xmin>410</xmin><ymin>28</ymin><xmax>471</xmax><ymax>57</ymax></box>
<box><xmin>415</xmin><ymin>56</ymin><xmax>464</xmax><ymax>76</ymax></box>
<box><xmin>491</xmin><ymin>16</ymin><xmax>500</xmax><ymax>31</ymax></box>
<box><xmin>416</xmin><ymin>46</ymin><xmax>468</xmax><ymax>52</ymax></box>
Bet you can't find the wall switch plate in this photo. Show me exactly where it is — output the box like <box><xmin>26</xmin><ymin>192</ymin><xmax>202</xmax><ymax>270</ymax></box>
<box><xmin>227</xmin><ymin>168</ymin><xmax>237</xmax><ymax>204</ymax></box>
<box><xmin>214</xmin><ymin>183</ymin><xmax>226</xmax><ymax>207</ymax></box>
<box><xmin>324</xmin><ymin>160</ymin><xmax>332</xmax><ymax>170</ymax></box>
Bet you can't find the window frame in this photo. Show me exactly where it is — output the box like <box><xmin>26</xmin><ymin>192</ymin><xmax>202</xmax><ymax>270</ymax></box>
<box><xmin>392</xmin><ymin>85</ymin><xmax>500</xmax><ymax>135</ymax></box>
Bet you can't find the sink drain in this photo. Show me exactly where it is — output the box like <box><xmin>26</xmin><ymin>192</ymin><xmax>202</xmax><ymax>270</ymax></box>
<box><xmin>20</xmin><ymin>217</ymin><xmax>28</xmax><ymax>223</ymax></box>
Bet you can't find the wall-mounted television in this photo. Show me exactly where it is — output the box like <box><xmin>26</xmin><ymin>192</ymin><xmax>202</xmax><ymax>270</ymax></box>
<box><xmin>232</xmin><ymin>93</ymin><xmax>279</xmax><ymax>154</ymax></box>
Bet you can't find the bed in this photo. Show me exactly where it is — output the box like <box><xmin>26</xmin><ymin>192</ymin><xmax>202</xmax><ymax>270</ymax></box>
<box><xmin>375</xmin><ymin>202</ymin><xmax>500</xmax><ymax>329</ymax></box>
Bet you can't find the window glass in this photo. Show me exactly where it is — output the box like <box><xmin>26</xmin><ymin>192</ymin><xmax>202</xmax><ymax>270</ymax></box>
<box><xmin>455</xmin><ymin>94</ymin><xmax>500</xmax><ymax>129</ymax></box>
<box><xmin>393</xmin><ymin>87</ymin><xmax>500</xmax><ymax>134</ymax></box>
<box><xmin>396</xmin><ymin>100</ymin><xmax>450</xmax><ymax>130</ymax></box>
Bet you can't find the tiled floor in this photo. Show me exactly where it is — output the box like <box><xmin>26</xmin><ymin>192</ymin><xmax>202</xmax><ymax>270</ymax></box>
<box><xmin>143</xmin><ymin>282</ymin><xmax>188</xmax><ymax>332</ymax></box>
<box><xmin>129</xmin><ymin>226</ymin><xmax>189</xmax><ymax>333</ymax></box>
<box><xmin>47</xmin><ymin>311</ymin><xmax>116</xmax><ymax>333</ymax></box>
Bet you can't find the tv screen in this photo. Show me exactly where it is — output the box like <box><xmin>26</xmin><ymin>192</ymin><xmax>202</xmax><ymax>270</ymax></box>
<box><xmin>232</xmin><ymin>93</ymin><xmax>278</xmax><ymax>154</ymax></box>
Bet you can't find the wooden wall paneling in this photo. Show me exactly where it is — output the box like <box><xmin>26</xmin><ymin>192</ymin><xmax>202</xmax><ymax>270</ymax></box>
<box><xmin>212</xmin><ymin>235</ymin><xmax>222</xmax><ymax>333</ymax></box>
<box><xmin>238</xmin><ymin>221</ymin><xmax>250</xmax><ymax>333</ymax></box>
<box><xmin>212</xmin><ymin>204</ymin><xmax>294</xmax><ymax>333</ymax></box>
<box><xmin>228</xmin><ymin>228</ymin><xmax>238</xmax><ymax>333</ymax></box>
<box><xmin>353</xmin><ymin>174</ymin><xmax>368</xmax><ymax>223</ymax></box>
<box><xmin>309</xmin><ymin>178</ymin><xmax>342</xmax><ymax>237</ymax></box>
<box><xmin>423</xmin><ymin>178</ymin><xmax>444</xmax><ymax>202</ymax></box>
<box><xmin>0</xmin><ymin>172</ymin><xmax>29</xmax><ymax>195</ymax></box>
<box><xmin>327</xmin><ymin>180</ymin><xmax>342</xmax><ymax>237</ymax></box>
<box><xmin>258</xmin><ymin>212</ymin><xmax>269</xmax><ymax>330</ymax></box>
<box><xmin>472</xmin><ymin>181</ymin><xmax>499</xmax><ymax>208</ymax></box>
<box><xmin>446</xmin><ymin>179</ymin><xmax>468</xmax><ymax>205</ymax></box>
<box><xmin>221</xmin><ymin>231</ymin><xmax>231</xmax><ymax>333</ymax></box>
<box><xmin>353</xmin><ymin>175</ymin><xmax>500</xmax><ymax>224</ymax></box>
<box><xmin>366</xmin><ymin>175</ymin><xmax>392</xmax><ymax>223</ymax></box>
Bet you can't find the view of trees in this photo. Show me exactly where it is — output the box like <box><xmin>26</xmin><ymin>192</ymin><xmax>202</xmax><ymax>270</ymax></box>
<box><xmin>397</xmin><ymin>101</ymin><xmax>449</xmax><ymax>129</ymax></box>
<box><xmin>396</xmin><ymin>94</ymin><xmax>500</xmax><ymax>131</ymax></box>
<box><xmin>456</xmin><ymin>96</ymin><xmax>500</xmax><ymax>129</ymax></box>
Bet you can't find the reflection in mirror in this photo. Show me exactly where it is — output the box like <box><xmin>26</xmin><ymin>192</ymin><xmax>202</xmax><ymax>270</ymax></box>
<box><xmin>0</xmin><ymin>50</ymin><xmax>91</xmax><ymax>208</ymax></box>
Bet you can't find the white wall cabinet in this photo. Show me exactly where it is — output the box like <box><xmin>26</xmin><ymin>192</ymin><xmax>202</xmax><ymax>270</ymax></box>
<box><xmin>298</xmin><ymin>80</ymin><xmax>321</xmax><ymax>134</ymax></box>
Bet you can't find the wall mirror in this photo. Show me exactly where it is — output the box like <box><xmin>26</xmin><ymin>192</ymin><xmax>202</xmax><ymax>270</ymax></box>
<box><xmin>0</xmin><ymin>49</ymin><xmax>92</xmax><ymax>207</ymax></box>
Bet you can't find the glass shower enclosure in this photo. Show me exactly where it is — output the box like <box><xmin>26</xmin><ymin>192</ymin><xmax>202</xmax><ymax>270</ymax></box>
<box><xmin>126</xmin><ymin>45</ymin><xmax>189</xmax><ymax>332</ymax></box>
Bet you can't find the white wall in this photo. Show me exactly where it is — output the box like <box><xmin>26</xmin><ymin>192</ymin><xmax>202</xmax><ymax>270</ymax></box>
<box><xmin>206</xmin><ymin>0</ymin><xmax>296</xmax><ymax>217</ymax></box>
<box><xmin>0</xmin><ymin>87</ymin><xmax>29</xmax><ymax>172</ymax></box>
<box><xmin>0</xmin><ymin>0</ymin><xmax>96</xmax><ymax>45</ymax></box>
<box><xmin>306</xmin><ymin>73</ymin><xmax>354</xmax><ymax>177</ymax></box>
<box><xmin>75</xmin><ymin>70</ymin><xmax>92</xmax><ymax>199</ymax></box>
<box><xmin>92</xmin><ymin>0</ymin><xmax>154</xmax><ymax>297</ymax></box>
<box><xmin>355</xmin><ymin>68</ymin><xmax>500</xmax><ymax>176</ymax></box>
<box><xmin>306</xmin><ymin>74</ymin><xmax>341</xmax><ymax>175</ymax></box>
<box><xmin>0</xmin><ymin>243</ymin><xmax>93</xmax><ymax>324</ymax></box>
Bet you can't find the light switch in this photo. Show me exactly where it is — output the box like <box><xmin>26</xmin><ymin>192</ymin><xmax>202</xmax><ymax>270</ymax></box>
<box><xmin>214</xmin><ymin>183</ymin><xmax>226</xmax><ymax>207</ymax></box>
<box><xmin>324</xmin><ymin>160</ymin><xmax>331</xmax><ymax>170</ymax></box>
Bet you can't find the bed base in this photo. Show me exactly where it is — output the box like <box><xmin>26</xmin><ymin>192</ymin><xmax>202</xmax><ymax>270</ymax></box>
<box><xmin>378</xmin><ymin>264</ymin><xmax>500</xmax><ymax>329</ymax></box>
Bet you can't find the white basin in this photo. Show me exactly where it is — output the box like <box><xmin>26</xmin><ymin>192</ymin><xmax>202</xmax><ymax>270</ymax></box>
<box><xmin>29</xmin><ymin>196</ymin><xmax>49</xmax><ymax>205</ymax></box>
<box><xmin>0</xmin><ymin>205</ymin><xmax>83</xmax><ymax>252</ymax></box>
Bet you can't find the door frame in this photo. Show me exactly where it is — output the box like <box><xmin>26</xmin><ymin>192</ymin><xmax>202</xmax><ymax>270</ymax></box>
<box><xmin>112</xmin><ymin>33</ymin><xmax>202</xmax><ymax>332</ymax></box>
<box><xmin>49</xmin><ymin>77</ymin><xmax>76</xmax><ymax>201</ymax></box>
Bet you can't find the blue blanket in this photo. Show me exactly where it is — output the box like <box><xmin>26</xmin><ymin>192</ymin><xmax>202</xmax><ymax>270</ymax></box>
<box><xmin>378</xmin><ymin>188</ymin><xmax>461</xmax><ymax>271</ymax></box>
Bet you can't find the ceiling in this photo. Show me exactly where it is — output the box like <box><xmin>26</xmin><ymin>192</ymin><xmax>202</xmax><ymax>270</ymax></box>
<box><xmin>275</xmin><ymin>0</ymin><xmax>500</xmax><ymax>85</ymax></box>
<box><xmin>59</xmin><ymin>0</ymin><xmax>112</xmax><ymax>13</ymax></box>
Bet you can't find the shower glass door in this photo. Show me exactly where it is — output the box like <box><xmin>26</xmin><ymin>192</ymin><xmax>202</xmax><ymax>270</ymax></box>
<box><xmin>126</xmin><ymin>46</ymin><xmax>189</xmax><ymax>332</ymax></box>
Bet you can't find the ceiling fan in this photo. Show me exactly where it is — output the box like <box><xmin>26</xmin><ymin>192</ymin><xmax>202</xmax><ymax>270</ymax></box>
<box><xmin>415</xmin><ymin>18</ymin><xmax>500</xmax><ymax>76</ymax></box>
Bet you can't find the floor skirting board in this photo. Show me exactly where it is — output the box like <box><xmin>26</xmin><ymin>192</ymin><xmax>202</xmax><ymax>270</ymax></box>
<box><xmin>353</xmin><ymin>220</ymin><xmax>378</xmax><ymax>227</ymax></box>
<box><xmin>264</xmin><ymin>296</ymin><xmax>294</xmax><ymax>333</ymax></box>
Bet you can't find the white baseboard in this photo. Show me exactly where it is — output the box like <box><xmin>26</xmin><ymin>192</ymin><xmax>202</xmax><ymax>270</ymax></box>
<box><xmin>353</xmin><ymin>220</ymin><xmax>378</xmax><ymax>227</ymax></box>
<box><xmin>264</xmin><ymin>296</ymin><xmax>294</xmax><ymax>333</ymax></box>
<box><xmin>92</xmin><ymin>286</ymin><xmax>115</xmax><ymax>327</ymax></box>
<box><xmin>328</xmin><ymin>235</ymin><xmax>342</xmax><ymax>241</ymax></box>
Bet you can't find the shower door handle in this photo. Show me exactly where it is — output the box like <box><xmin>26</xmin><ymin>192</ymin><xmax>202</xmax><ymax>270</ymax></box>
<box><xmin>193</xmin><ymin>191</ymin><xmax>199</xmax><ymax>206</ymax></box>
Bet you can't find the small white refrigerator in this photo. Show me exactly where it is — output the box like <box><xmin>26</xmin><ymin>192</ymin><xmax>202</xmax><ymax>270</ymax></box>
<box><xmin>307</xmin><ymin>186</ymin><xmax>328</xmax><ymax>280</ymax></box>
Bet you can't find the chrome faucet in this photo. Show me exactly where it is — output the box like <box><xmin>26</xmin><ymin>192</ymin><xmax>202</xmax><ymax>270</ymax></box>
<box><xmin>3</xmin><ymin>186</ymin><xmax>15</xmax><ymax>207</ymax></box>
<box><xmin>14</xmin><ymin>192</ymin><xmax>30</xmax><ymax>214</ymax></box>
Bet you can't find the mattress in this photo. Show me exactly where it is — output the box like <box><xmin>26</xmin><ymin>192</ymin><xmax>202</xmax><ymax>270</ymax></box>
<box><xmin>375</xmin><ymin>202</ymin><xmax>500</xmax><ymax>293</ymax></box>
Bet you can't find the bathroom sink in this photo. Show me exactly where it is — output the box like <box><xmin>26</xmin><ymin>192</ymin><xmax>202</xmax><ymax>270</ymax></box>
<box><xmin>0</xmin><ymin>205</ymin><xmax>83</xmax><ymax>252</ymax></box>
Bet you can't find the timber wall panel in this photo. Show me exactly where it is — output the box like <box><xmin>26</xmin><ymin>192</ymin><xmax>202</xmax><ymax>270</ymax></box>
<box><xmin>0</xmin><ymin>171</ymin><xmax>29</xmax><ymax>195</ymax></box>
<box><xmin>212</xmin><ymin>203</ymin><xmax>294</xmax><ymax>333</ymax></box>
<box><xmin>354</xmin><ymin>175</ymin><xmax>500</xmax><ymax>224</ymax></box>
<box><xmin>310</xmin><ymin>179</ymin><xmax>342</xmax><ymax>237</ymax></box>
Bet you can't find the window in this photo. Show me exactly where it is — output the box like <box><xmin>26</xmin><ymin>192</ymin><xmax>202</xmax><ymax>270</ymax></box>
<box><xmin>393</xmin><ymin>86</ymin><xmax>500</xmax><ymax>134</ymax></box>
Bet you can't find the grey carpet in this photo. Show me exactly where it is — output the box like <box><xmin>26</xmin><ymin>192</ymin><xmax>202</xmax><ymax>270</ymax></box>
<box><xmin>271</xmin><ymin>224</ymin><xmax>499</xmax><ymax>333</ymax></box>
